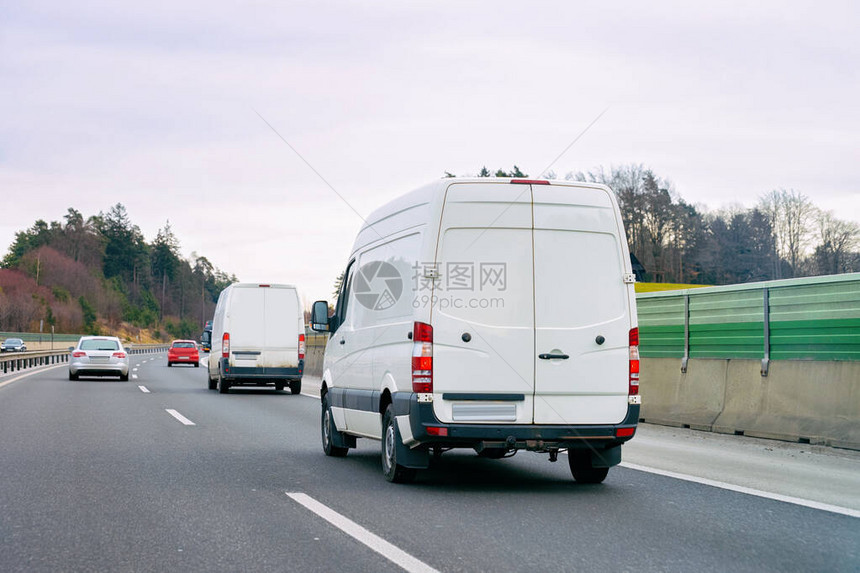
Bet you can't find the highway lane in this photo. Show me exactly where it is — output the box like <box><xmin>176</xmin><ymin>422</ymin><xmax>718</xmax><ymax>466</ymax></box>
<box><xmin>0</xmin><ymin>357</ymin><xmax>858</xmax><ymax>572</ymax></box>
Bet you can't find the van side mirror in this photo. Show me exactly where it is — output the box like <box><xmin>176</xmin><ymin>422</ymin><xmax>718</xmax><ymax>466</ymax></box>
<box><xmin>310</xmin><ymin>300</ymin><xmax>331</xmax><ymax>332</ymax></box>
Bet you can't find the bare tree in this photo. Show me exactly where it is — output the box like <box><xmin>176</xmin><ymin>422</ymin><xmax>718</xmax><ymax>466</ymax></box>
<box><xmin>758</xmin><ymin>189</ymin><xmax>815</xmax><ymax>278</ymax></box>
<box><xmin>813</xmin><ymin>210</ymin><xmax>860</xmax><ymax>275</ymax></box>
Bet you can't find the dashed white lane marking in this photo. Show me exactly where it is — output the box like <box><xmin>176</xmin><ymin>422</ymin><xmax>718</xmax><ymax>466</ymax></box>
<box><xmin>132</xmin><ymin>374</ymin><xmax>138</xmax><ymax>380</ymax></box>
<box><xmin>165</xmin><ymin>409</ymin><xmax>195</xmax><ymax>426</ymax></box>
<box><xmin>286</xmin><ymin>492</ymin><xmax>438</xmax><ymax>573</ymax></box>
<box><xmin>138</xmin><ymin>385</ymin><xmax>150</xmax><ymax>393</ymax></box>
<box><xmin>620</xmin><ymin>462</ymin><xmax>860</xmax><ymax>518</ymax></box>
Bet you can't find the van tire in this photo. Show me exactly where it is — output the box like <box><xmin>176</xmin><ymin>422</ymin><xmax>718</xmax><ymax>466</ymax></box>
<box><xmin>382</xmin><ymin>404</ymin><xmax>416</xmax><ymax>483</ymax></box>
<box><xmin>207</xmin><ymin>366</ymin><xmax>217</xmax><ymax>390</ymax></box>
<box><xmin>568</xmin><ymin>451</ymin><xmax>609</xmax><ymax>484</ymax></box>
<box><xmin>217</xmin><ymin>373</ymin><xmax>230</xmax><ymax>394</ymax></box>
<box><xmin>289</xmin><ymin>380</ymin><xmax>302</xmax><ymax>395</ymax></box>
<box><xmin>275</xmin><ymin>382</ymin><xmax>285</xmax><ymax>391</ymax></box>
<box><xmin>321</xmin><ymin>393</ymin><xmax>349</xmax><ymax>457</ymax></box>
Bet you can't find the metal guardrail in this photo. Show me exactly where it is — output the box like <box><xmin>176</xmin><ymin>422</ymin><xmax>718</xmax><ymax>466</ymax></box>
<box><xmin>637</xmin><ymin>272</ymin><xmax>860</xmax><ymax>365</ymax></box>
<box><xmin>0</xmin><ymin>345</ymin><xmax>169</xmax><ymax>376</ymax></box>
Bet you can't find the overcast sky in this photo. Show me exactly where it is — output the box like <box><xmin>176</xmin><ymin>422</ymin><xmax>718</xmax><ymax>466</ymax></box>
<box><xmin>2</xmin><ymin>1</ymin><xmax>858</xmax><ymax>305</ymax></box>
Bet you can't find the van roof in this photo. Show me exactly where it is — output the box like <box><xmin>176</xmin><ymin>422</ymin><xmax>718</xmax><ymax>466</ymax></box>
<box><xmin>360</xmin><ymin>177</ymin><xmax>614</xmax><ymax>236</ymax></box>
<box><xmin>227</xmin><ymin>282</ymin><xmax>297</xmax><ymax>289</ymax></box>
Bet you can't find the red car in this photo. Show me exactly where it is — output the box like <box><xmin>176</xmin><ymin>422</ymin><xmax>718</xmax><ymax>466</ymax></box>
<box><xmin>167</xmin><ymin>340</ymin><xmax>200</xmax><ymax>367</ymax></box>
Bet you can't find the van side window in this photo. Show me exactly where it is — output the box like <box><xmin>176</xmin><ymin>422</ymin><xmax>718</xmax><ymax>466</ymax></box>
<box><xmin>332</xmin><ymin>261</ymin><xmax>356</xmax><ymax>333</ymax></box>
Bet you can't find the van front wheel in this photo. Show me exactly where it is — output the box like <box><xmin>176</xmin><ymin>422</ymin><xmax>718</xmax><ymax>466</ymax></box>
<box><xmin>321</xmin><ymin>393</ymin><xmax>348</xmax><ymax>457</ymax></box>
<box><xmin>382</xmin><ymin>405</ymin><xmax>416</xmax><ymax>483</ymax></box>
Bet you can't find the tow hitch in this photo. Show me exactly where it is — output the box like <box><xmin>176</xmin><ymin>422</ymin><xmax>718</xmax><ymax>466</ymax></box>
<box><xmin>549</xmin><ymin>449</ymin><xmax>559</xmax><ymax>463</ymax></box>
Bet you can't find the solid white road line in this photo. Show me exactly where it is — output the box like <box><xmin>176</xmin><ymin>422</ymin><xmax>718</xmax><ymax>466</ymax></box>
<box><xmin>0</xmin><ymin>363</ymin><xmax>67</xmax><ymax>390</ymax></box>
<box><xmin>165</xmin><ymin>409</ymin><xmax>196</xmax><ymax>426</ymax></box>
<box><xmin>620</xmin><ymin>462</ymin><xmax>860</xmax><ymax>519</ymax></box>
<box><xmin>138</xmin><ymin>385</ymin><xmax>150</xmax><ymax>393</ymax></box>
<box><xmin>286</xmin><ymin>492</ymin><xmax>438</xmax><ymax>573</ymax></box>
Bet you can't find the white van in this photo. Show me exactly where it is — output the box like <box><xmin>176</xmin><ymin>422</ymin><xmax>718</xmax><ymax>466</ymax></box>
<box><xmin>207</xmin><ymin>283</ymin><xmax>305</xmax><ymax>394</ymax></box>
<box><xmin>310</xmin><ymin>177</ymin><xmax>640</xmax><ymax>483</ymax></box>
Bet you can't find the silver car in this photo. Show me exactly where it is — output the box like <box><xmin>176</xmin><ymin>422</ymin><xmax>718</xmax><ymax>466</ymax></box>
<box><xmin>1</xmin><ymin>338</ymin><xmax>27</xmax><ymax>352</ymax></box>
<box><xmin>69</xmin><ymin>336</ymin><xmax>130</xmax><ymax>381</ymax></box>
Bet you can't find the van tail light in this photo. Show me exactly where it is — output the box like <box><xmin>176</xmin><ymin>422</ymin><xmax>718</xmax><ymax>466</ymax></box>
<box><xmin>412</xmin><ymin>322</ymin><xmax>433</xmax><ymax>393</ymax></box>
<box><xmin>222</xmin><ymin>332</ymin><xmax>230</xmax><ymax>358</ymax></box>
<box><xmin>616</xmin><ymin>427</ymin><xmax>635</xmax><ymax>438</ymax></box>
<box><xmin>112</xmin><ymin>352</ymin><xmax>126</xmax><ymax>359</ymax></box>
<box><xmin>298</xmin><ymin>334</ymin><xmax>305</xmax><ymax>360</ymax></box>
<box><xmin>72</xmin><ymin>351</ymin><xmax>86</xmax><ymax>357</ymax></box>
<box><xmin>629</xmin><ymin>327</ymin><xmax>640</xmax><ymax>396</ymax></box>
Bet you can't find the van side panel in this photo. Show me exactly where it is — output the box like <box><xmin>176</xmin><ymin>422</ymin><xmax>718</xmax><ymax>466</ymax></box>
<box><xmin>341</xmin><ymin>232</ymin><xmax>424</xmax><ymax>438</ymax></box>
<box><xmin>532</xmin><ymin>186</ymin><xmax>631</xmax><ymax>424</ymax></box>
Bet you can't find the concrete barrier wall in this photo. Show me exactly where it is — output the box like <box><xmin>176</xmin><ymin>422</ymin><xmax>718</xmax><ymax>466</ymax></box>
<box><xmin>640</xmin><ymin>357</ymin><xmax>860</xmax><ymax>450</ymax></box>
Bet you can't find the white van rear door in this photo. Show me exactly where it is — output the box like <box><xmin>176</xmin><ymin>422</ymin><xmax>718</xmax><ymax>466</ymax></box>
<box><xmin>532</xmin><ymin>184</ymin><xmax>630</xmax><ymax>424</ymax></box>
<box><xmin>229</xmin><ymin>286</ymin><xmax>266</xmax><ymax>368</ymax></box>
<box><xmin>262</xmin><ymin>287</ymin><xmax>300</xmax><ymax>368</ymax></box>
<box><xmin>431</xmin><ymin>182</ymin><xmax>535</xmax><ymax>424</ymax></box>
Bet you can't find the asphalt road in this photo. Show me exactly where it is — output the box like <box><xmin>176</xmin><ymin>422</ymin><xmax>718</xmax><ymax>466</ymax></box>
<box><xmin>1</xmin><ymin>354</ymin><xmax>858</xmax><ymax>572</ymax></box>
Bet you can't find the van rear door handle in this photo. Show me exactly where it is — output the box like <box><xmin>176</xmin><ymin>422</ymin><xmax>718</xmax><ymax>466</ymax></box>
<box><xmin>339</xmin><ymin>339</ymin><xmax>345</xmax><ymax>345</ymax></box>
<box><xmin>539</xmin><ymin>353</ymin><xmax>569</xmax><ymax>360</ymax></box>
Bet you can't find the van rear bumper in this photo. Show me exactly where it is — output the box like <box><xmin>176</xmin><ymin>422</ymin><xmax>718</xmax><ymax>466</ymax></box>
<box><xmin>392</xmin><ymin>392</ymin><xmax>639</xmax><ymax>451</ymax></box>
<box><xmin>220</xmin><ymin>358</ymin><xmax>303</xmax><ymax>382</ymax></box>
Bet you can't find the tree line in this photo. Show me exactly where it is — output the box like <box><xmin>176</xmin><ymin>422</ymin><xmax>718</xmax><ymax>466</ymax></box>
<box><xmin>0</xmin><ymin>204</ymin><xmax>236</xmax><ymax>339</ymax></box>
<box><xmin>456</xmin><ymin>164</ymin><xmax>859</xmax><ymax>284</ymax></box>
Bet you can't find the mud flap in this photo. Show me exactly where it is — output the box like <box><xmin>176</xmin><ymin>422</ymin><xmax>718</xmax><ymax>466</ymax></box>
<box><xmin>332</xmin><ymin>430</ymin><xmax>356</xmax><ymax>449</ymax></box>
<box><xmin>590</xmin><ymin>444</ymin><xmax>622</xmax><ymax>468</ymax></box>
<box><xmin>396</xmin><ymin>429</ymin><xmax>430</xmax><ymax>469</ymax></box>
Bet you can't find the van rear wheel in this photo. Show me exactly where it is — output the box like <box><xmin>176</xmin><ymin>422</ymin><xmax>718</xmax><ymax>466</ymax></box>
<box><xmin>321</xmin><ymin>393</ymin><xmax>348</xmax><ymax>457</ymax></box>
<box><xmin>275</xmin><ymin>382</ymin><xmax>285</xmax><ymax>391</ymax></box>
<box><xmin>289</xmin><ymin>379</ymin><xmax>302</xmax><ymax>395</ymax></box>
<box><xmin>217</xmin><ymin>373</ymin><xmax>230</xmax><ymax>394</ymax></box>
<box><xmin>207</xmin><ymin>365</ymin><xmax>217</xmax><ymax>390</ymax></box>
<box><xmin>568</xmin><ymin>451</ymin><xmax>609</xmax><ymax>484</ymax></box>
<box><xmin>382</xmin><ymin>404</ymin><xmax>416</xmax><ymax>483</ymax></box>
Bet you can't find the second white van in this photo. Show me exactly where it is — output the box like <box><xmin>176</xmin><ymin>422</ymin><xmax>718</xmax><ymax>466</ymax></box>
<box><xmin>207</xmin><ymin>283</ymin><xmax>305</xmax><ymax>394</ymax></box>
<box><xmin>311</xmin><ymin>177</ymin><xmax>640</xmax><ymax>483</ymax></box>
